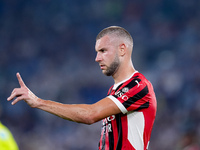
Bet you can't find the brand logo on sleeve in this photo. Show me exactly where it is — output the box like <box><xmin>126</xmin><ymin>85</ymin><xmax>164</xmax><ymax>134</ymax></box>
<box><xmin>135</xmin><ymin>80</ymin><xmax>142</xmax><ymax>87</ymax></box>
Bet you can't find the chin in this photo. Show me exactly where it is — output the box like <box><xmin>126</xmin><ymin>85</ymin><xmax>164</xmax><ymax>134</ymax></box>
<box><xmin>103</xmin><ymin>71</ymin><xmax>113</xmax><ymax>76</ymax></box>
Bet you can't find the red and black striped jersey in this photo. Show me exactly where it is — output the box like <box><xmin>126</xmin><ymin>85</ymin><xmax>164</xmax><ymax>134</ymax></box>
<box><xmin>98</xmin><ymin>71</ymin><xmax>157</xmax><ymax>150</ymax></box>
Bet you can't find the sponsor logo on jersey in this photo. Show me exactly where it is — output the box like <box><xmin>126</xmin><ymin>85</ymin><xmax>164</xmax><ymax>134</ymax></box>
<box><xmin>115</xmin><ymin>87</ymin><xmax>129</xmax><ymax>100</ymax></box>
<box><xmin>122</xmin><ymin>87</ymin><xmax>129</xmax><ymax>93</ymax></box>
<box><xmin>115</xmin><ymin>87</ymin><xmax>129</xmax><ymax>97</ymax></box>
<box><xmin>102</xmin><ymin>115</ymin><xmax>115</xmax><ymax>134</ymax></box>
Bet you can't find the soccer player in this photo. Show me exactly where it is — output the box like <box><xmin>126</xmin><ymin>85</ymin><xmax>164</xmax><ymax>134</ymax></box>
<box><xmin>7</xmin><ymin>26</ymin><xmax>157</xmax><ymax>150</ymax></box>
<box><xmin>0</xmin><ymin>122</ymin><xmax>19</xmax><ymax>150</ymax></box>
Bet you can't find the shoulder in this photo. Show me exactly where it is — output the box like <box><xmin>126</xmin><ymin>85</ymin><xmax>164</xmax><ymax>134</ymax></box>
<box><xmin>0</xmin><ymin>123</ymin><xmax>10</xmax><ymax>140</ymax></box>
<box><xmin>121</xmin><ymin>72</ymin><xmax>149</xmax><ymax>90</ymax></box>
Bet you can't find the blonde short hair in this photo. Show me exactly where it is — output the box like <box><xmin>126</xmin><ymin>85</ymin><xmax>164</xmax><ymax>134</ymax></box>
<box><xmin>96</xmin><ymin>26</ymin><xmax>133</xmax><ymax>48</ymax></box>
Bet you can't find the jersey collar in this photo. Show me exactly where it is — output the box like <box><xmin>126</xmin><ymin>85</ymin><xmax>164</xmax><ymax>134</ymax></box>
<box><xmin>113</xmin><ymin>71</ymin><xmax>138</xmax><ymax>90</ymax></box>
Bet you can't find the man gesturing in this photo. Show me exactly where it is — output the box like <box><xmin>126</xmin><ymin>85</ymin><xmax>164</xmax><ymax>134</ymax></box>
<box><xmin>8</xmin><ymin>26</ymin><xmax>157</xmax><ymax>150</ymax></box>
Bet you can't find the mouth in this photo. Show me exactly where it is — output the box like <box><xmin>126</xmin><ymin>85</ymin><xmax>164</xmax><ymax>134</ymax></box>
<box><xmin>100</xmin><ymin>64</ymin><xmax>106</xmax><ymax>70</ymax></box>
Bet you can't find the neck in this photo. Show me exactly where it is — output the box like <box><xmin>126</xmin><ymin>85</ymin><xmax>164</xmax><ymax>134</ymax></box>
<box><xmin>112</xmin><ymin>62</ymin><xmax>136</xmax><ymax>84</ymax></box>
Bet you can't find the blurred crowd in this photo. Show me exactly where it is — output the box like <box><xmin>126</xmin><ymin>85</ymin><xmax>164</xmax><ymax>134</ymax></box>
<box><xmin>0</xmin><ymin>0</ymin><xmax>200</xmax><ymax>149</ymax></box>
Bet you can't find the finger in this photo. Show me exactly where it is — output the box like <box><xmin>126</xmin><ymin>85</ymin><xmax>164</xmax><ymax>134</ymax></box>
<box><xmin>16</xmin><ymin>73</ymin><xmax>26</xmax><ymax>87</ymax></box>
<box><xmin>7</xmin><ymin>94</ymin><xmax>16</xmax><ymax>101</ymax></box>
<box><xmin>11</xmin><ymin>96</ymin><xmax>24</xmax><ymax>105</ymax></box>
<box><xmin>7</xmin><ymin>91</ymin><xmax>18</xmax><ymax>101</ymax></box>
<box><xmin>7</xmin><ymin>88</ymin><xmax>22</xmax><ymax>101</ymax></box>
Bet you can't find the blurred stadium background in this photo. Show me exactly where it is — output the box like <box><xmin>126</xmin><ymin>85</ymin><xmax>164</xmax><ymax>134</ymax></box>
<box><xmin>0</xmin><ymin>0</ymin><xmax>200</xmax><ymax>149</ymax></box>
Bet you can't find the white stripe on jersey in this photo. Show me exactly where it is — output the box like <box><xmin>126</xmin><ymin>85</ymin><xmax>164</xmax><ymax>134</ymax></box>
<box><xmin>127</xmin><ymin>111</ymin><xmax>144</xmax><ymax>150</ymax></box>
<box><xmin>108</xmin><ymin>95</ymin><xmax>128</xmax><ymax>114</ymax></box>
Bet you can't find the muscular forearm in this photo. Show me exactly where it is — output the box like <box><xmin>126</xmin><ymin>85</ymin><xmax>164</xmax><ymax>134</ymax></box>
<box><xmin>36</xmin><ymin>98</ymin><xmax>97</xmax><ymax>124</ymax></box>
<box><xmin>7</xmin><ymin>73</ymin><xmax>121</xmax><ymax>125</ymax></box>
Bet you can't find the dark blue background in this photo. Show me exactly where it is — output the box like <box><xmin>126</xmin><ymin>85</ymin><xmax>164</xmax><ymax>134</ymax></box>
<box><xmin>0</xmin><ymin>0</ymin><xmax>200</xmax><ymax>149</ymax></box>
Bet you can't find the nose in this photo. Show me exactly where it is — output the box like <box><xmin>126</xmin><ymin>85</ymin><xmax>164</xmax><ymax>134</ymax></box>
<box><xmin>95</xmin><ymin>52</ymin><xmax>102</xmax><ymax>62</ymax></box>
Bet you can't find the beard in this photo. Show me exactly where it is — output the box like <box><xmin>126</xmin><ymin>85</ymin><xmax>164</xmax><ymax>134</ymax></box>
<box><xmin>103</xmin><ymin>55</ymin><xmax>120</xmax><ymax>76</ymax></box>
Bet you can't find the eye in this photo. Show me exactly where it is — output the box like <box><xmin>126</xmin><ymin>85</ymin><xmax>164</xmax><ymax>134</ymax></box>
<box><xmin>99</xmin><ymin>49</ymin><xmax>106</xmax><ymax>53</ymax></box>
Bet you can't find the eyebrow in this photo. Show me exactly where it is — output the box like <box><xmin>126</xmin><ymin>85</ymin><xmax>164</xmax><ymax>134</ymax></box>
<box><xmin>96</xmin><ymin>47</ymin><xmax>107</xmax><ymax>52</ymax></box>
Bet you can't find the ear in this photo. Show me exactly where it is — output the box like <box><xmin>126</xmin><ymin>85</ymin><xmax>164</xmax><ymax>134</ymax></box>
<box><xmin>119</xmin><ymin>43</ymin><xmax>126</xmax><ymax>56</ymax></box>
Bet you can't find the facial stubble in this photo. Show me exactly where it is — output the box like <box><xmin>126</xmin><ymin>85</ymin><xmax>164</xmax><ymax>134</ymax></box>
<box><xmin>104</xmin><ymin>54</ymin><xmax>120</xmax><ymax>76</ymax></box>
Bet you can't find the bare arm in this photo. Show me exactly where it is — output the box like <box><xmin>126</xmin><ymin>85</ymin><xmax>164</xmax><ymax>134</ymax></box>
<box><xmin>7</xmin><ymin>73</ymin><xmax>121</xmax><ymax>125</ymax></box>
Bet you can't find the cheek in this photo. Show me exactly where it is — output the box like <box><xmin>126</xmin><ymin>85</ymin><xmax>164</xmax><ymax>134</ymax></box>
<box><xmin>107</xmin><ymin>52</ymin><xmax>118</xmax><ymax>62</ymax></box>
<box><xmin>104</xmin><ymin>54</ymin><xmax>113</xmax><ymax>64</ymax></box>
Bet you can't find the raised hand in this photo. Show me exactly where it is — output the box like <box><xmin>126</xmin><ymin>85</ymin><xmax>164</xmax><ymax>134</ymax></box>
<box><xmin>7</xmin><ymin>73</ymin><xmax>39</xmax><ymax>108</ymax></box>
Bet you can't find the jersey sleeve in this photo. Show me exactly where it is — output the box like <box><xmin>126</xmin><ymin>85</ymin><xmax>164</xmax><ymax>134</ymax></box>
<box><xmin>108</xmin><ymin>77</ymin><xmax>150</xmax><ymax>114</ymax></box>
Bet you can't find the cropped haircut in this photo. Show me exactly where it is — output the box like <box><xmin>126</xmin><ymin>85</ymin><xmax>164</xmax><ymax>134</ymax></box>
<box><xmin>96</xmin><ymin>26</ymin><xmax>133</xmax><ymax>48</ymax></box>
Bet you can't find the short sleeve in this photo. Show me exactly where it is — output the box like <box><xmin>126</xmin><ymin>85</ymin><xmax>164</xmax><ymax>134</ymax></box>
<box><xmin>108</xmin><ymin>77</ymin><xmax>150</xmax><ymax>113</ymax></box>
